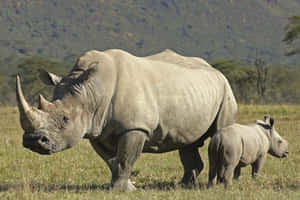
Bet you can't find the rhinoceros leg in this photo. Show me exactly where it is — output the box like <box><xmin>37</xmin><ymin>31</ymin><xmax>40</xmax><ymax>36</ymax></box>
<box><xmin>89</xmin><ymin>139</ymin><xmax>120</xmax><ymax>186</ymax></box>
<box><xmin>223</xmin><ymin>167</ymin><xmax>234</xmax><ymax>188</ymax></box>
<box><xmin>207</xmin><ymin>157</ymin><xmax>218</xmax><ymax>188</ymax></box>
<box><xmin>251</xmin><ymin>154</ymin><xmax>266</xmax><ymax>178</ymax></box>
<box><xmin>111</xmin><ymin>130</ymin><xmax>147</xmax><ymax>192</ymax></box>
<box><xmin>233</xmin><ymin>166</ymin><xmax>241</xmax><ymax>180</ymax></box>
<box><xmin>178</xmin><ymin>145</ymin><xmax>204</xmax><ymax>186</ymax></box>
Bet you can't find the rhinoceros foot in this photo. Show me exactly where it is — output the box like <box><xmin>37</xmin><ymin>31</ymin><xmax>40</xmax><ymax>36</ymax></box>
<box><xmin>112</xmin><ymin>179</ymin><xmax>136</xmax><ymax>192</ymax></box>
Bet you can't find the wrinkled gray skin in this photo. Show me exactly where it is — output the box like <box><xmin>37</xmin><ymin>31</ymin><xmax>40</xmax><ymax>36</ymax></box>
<box><xmin>16</xmin><ymin>49</ymin><xmax>237</xmax><ymax>192</ymax></box>
<box><xmin>208</xmin><ymin>116</ymin><xmax>288</xmax><ymax>188</ymax></box>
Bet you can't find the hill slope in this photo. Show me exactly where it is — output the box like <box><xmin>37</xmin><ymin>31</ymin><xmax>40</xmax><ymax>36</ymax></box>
<box><xmin>0</xmin><ymin>0</ymin><xmax>299</xmax><ymax>74</ymax></box>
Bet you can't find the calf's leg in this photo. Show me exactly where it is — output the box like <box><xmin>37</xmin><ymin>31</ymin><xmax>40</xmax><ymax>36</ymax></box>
<box><xmin>251</xmin><ymin>155</ymin><xmax>266</xmax><ymax>178</ymax></box>
<box><xmin>223</xmin><ymin>164</ymin><xmax>235</xmax><ymax>188</ymax></box>
<box><xmin>223</xmin><ymin>151</ymin><xmax>239</xmax><ymax>188</ymax></box>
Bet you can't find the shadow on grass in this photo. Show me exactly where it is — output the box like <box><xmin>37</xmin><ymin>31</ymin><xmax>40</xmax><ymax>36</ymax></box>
<box><xmin>140</xmin><ymin>181</ymin><xmax>207</xmax><ymax>191</ymax></box>
<box><xmin>0</xmin><ymin>182</ymin><xmax>207</xmax><ymax>192</ymax></box>
<box><xmin>0</xmin><ymin>183</ymin><xmax>111</xmax><ymax>193</ymax></box>
<box><xmin>1</xmin><ymin>181</ymin><xmax>298</xmax><ymax>192</ymax></box>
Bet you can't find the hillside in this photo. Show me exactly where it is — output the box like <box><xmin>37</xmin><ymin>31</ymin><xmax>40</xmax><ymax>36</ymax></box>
<box><xmin>0</xmin><ymin>0</ymin><xmax>299</xmax><ymax>74</ymax></box>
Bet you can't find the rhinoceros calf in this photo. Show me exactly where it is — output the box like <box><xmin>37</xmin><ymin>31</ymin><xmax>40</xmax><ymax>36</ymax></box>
<box><xmin>208</xmin><ymin>116</ymin><xmax>288</xmax><ymax>188</ymax></box>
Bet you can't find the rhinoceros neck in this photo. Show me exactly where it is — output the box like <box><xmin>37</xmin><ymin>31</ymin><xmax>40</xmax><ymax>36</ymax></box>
<box><xmin>55</xmin><ymin>79</ymin><xmax>105</xmax><ymax>135</ymax></box>
<box><xmin>58</xmin><ymin>79</ymin><xmax>100</xmax><ymax>111</ymax></box>
<box><xmin>65</xmin><ymin>74</ymin><xmax>115</xmax><ymax>138</ymax></box>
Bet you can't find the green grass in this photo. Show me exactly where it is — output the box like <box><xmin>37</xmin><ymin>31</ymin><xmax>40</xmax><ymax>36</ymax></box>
<box><xmin>0</xmin><ymin>105</ymin><xmax>299</xmax><ymax>199</ymax></box>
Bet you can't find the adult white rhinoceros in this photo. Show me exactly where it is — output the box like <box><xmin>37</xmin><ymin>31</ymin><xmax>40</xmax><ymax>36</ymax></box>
<box><xmin>16</xmin><ymin>49</ymin><xmax>237</xmax><ymax>191</ymax></box>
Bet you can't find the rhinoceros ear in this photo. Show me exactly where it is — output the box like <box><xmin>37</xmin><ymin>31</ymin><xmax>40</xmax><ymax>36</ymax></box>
<box><xmin>77</xmin><ymin>62</ymin><xmax>99</xmax><ymax>83</ymax></box>
<box><xmin>269</xmin><ymin>117</ymin><xmax>274</xmax><ymax>128</ymax></box>
<box><xmin>264</xmin><ymin>116</ymin><xmax>269</xmax><ymax>122</ymax></box>
<box><xmin>39</xmin><ymin>69</ymin><xmax>62</xmax><ymax>86</ymax></box>
<box><xmin>264</xmin><ymin>116</ymin><xmax>274</xmax><ymax>128</ymax></box>
<box><xmin>256</xmin><ymin>119</ymin><xmax>265</xmax><ymax>125</ymax></box>
<box><xmin>256</xmin><ymin>119</ymin><xmax>270</xmax><ymax>130</ymax></box>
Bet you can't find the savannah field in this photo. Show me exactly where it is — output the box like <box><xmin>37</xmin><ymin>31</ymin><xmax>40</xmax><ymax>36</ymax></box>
<box><xmin>0</xmin><ymin>105</ymin><xmax>299</xmax><ymax>200</ymax></box>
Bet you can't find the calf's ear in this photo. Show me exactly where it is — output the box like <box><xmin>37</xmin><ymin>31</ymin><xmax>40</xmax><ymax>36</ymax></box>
<box><xmin>256</xmin><ymin>119</ymin><xmax>265</xmax><ymax>125</ymax></box>
<box><xmin>264</xmin><ymin>116</ymin><xmax>274</xmax><ymax>128</ymax></box>
<box><xmin>39</xmin><ymin>69</ymin><xmax>62</xmax><ymax>86</ymax></box>
<box><xmin>264</xmin><ymin>116</ymin><xmax>269</xmax><ymax>122</ymax></box>
<box><xmin>269</xmin><ymin>118</ymin><xmax>274</xmax><ymax>128</ymax></box>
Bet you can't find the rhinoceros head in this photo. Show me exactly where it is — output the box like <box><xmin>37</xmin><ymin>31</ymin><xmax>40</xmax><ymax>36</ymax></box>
<box><xmin>257</xmin><ymin>116</ymin><xmax>288</xmax><ymax>158</ymax></box>
<box><xmin>16</xmin><ymin>65</ymin><xmax>103</xmax><ymax>155</ymax></box>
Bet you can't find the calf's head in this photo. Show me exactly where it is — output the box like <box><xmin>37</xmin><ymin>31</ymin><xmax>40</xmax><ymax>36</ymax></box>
<box><xmin>257</xmin><ymin>116</ymin><xmax>288</xmax><ymax>158</ymax></box>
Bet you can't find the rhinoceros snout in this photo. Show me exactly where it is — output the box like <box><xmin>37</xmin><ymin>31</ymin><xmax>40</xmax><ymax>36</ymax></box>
<box><xmin>39</xmin><ymin>135</ymin><xmax>50</xmax><ymax>145</ymax></box>
<box><xmin>23</xmin><ymin>134</ymin><xmax>54</xmax><ymax>155</ymax></box>
<box><xmin>282</xmin><ymin>151</ymin><xmax>289</xmax><ymax>158</ymax></box>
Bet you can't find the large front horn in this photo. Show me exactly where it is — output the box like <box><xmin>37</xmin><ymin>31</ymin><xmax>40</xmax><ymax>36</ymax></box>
<box><xmin>16</xmin><ymin>75</ymin><xmax>30</xmax><ymax>114</ymax></box>
<box><xmin>16</xmin><ymin>75</ymin><xmax>42</xmax><ymax>131</ymax></box>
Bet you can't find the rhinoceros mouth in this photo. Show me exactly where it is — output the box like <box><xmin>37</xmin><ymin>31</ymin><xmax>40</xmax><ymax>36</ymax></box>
<box><xmin>281</xmin><ymin>151</ymin><xmax>288</xmax><ymax>158</ymax></box>
<box><xmin>269</xmin><ymin>151</ymin><xmax>289</xmax><ymax>159</ymax></box>
<box><xmin>23</xmin><ymin>133</ymin><xmax>56</xmax><ymax>155</ymax></box>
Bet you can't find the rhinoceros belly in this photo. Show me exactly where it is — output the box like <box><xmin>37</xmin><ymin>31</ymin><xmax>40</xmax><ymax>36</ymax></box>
<box><xmin>142</xmin><ymin>119</ymin><xmax>212</xmax><ymax>153</ymax></box>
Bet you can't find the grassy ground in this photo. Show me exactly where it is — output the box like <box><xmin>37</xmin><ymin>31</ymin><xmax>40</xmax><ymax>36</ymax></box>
<box><xmin>0</xmin><ymin>105</ymin><xmax>299</xmax><ymax>200</ymax></box>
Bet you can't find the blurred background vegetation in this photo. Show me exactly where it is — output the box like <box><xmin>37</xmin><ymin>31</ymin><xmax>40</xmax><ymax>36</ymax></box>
<box><xmin>0</xmin><ymin>0</ymin><xmax>299</xmax><ymax>105</ymax></box>
<box><xmin>0</xmin><ymin>52</ymin><xmax>299</xmax><ymax>105</ymax></box>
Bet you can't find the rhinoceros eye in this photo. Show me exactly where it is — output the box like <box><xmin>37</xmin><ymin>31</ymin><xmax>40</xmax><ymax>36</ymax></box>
<box><xmin>63</xmin><ymin>116</ymin><xmax>69</xmax><ymax>123</ymax></box>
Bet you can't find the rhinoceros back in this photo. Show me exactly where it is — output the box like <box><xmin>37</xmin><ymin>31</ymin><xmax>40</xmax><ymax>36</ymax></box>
<box><xmin>98</xmin><ymin>49</ymin><xmax>237</xmax><ymax>153</ymax></box>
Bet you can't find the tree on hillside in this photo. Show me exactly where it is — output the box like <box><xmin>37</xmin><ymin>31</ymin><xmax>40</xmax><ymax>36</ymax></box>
<box><xmin>212</xmin><ymin>59</ymin><xmax>257</xmax><ymax>103</ymax></box>
<box><xmin>254</xmin><ymin>57</ymin><xmax>269</xmax><ymax>102</ymax></box>
<box><xmin>283</xmin><ymin>16</ymin><xmax>300</xmax><ymax>56</ymax></box>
